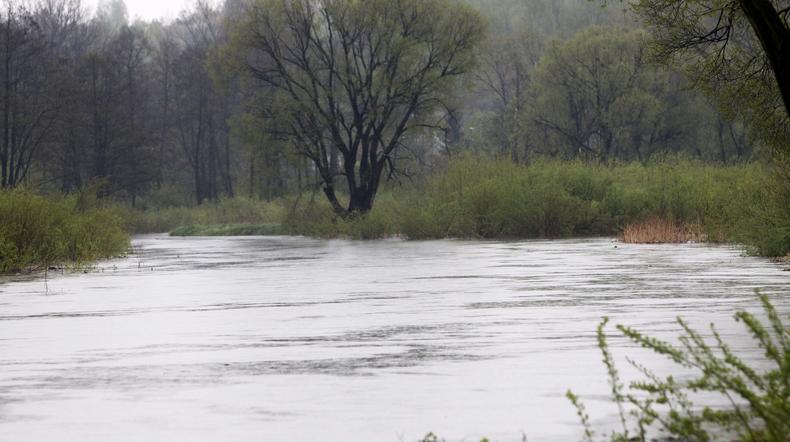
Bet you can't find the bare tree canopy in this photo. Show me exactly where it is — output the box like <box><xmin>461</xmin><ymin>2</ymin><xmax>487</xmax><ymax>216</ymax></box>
<box><xmin>0</xmin><ymin>0</ymin><xmax>769</xmax><ymax>204</ymax></box>
<box><xmin>228</xmin><ymin>0</ymin><xmax>485</xmax><ymax>215</ymax></box>
<box><xmin>624</xmin><ymin>0</ymin><xmax>790</xmax><ymax>147</ymax></box>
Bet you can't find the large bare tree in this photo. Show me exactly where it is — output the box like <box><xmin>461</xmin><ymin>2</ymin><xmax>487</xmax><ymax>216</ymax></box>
<box><xmin>231</xmin><ymin>0</ymin><xmax>485</xmax><ymax>215</ymax></box>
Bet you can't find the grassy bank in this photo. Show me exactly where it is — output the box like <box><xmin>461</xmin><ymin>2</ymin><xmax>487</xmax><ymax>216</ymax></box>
<box><xmin>124</xmin><ymin>196</ymin><xmax>285</xmax><ymax>234</ymax></box>
<box><xmin>0</xmin><ymin>190</ymin><xmax>130</xmax><ymax>273</ymax></box>
<box><xmin>286</xmin><ymin>157</ymin><xmax>783</xmax><ymax>253</ymax></box>
<box><xmin>127</xmin><ymin>156</ymin><xmax>788</xmax><ymax>257</ymax></box>
<box><xmin>170</xmin><ymin>223</ymin><xmax>283</xmax><ymax>236</ymax></box>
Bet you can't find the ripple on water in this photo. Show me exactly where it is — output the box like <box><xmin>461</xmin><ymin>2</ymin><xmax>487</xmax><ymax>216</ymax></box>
<box><xmin>0</xmin><ymin>236</ymin><xmax>787</xmax><ymax>441</ymax></box>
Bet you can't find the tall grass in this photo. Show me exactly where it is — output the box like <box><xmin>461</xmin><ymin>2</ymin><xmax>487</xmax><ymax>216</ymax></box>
<box><xmin>0</xmin><ymin>189</ymin><xmax>129</xmax><ymax>273</ymax></box>
<box><xmin>730</xmin><ymin>152</ymin><xmax>790</xmax><ymax>257</ymax></box>
<box><xmin>123</xmin><ymin>196</ymin><xmax>286</xmax><ymax>234</ymax></box>
<box><xmin>621</xmin><ymin>217</ymin><xmax>705</xmax><ymax>244</ymax></box>
<box><xmin>286</xmin><ymin>156</ymin><xmax>772</xmax><ymax>247</ymax></box>
<box><xmin>119</xmin><ymin>156</ymin><xmax>786</xmax><ymax>256</ymax></box>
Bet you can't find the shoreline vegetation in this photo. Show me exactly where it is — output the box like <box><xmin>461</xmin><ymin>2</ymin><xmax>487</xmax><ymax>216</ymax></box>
<box><xmin>2</xmin><ymin>156</ymin><xmax>788</xmax><ymax>274</ymax></box>
<box><xmin>568</xmin><ymin>292</ymin><xmax>790</xmax><ymax>442</ymax></box>
<box><xmin>132</xmin><ymin>157</ymin><xmax>786</xmax><ymax>252</ymax></box>
<box><xmin>0</xmin><ymin>190</ymin><xmax>129</xmax><ymax>274</ymax></box>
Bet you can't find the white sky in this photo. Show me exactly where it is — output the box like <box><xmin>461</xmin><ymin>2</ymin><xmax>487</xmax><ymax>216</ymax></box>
<box><xmin>86</xmin><ymin>0</ymin><xmax>192</xmax><ymax>22</ymax></box>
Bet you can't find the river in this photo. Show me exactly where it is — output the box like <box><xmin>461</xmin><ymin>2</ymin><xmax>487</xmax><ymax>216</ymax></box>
<box><xmin>1</xmin><ymin>236</ymin><xmax>788</xmax><ymax>441</ymax></box>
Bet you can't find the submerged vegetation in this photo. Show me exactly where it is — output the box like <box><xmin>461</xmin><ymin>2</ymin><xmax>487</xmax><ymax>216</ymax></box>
<box><xmin>568</xmin><ymin>293</ymin><xmax>790</xmax><ymax>441</ymax></box>
<box><xmin>0</xmin><ymin>190</ymin><xmax>129</xmax><ymax>273</ymax></box>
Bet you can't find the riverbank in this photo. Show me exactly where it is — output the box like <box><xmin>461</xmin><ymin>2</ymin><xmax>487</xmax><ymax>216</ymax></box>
<box><xmin>128</xmin><ymin>157</ymin><xmax>788</xmax><ymax>257</ymax></box>
<box><xmin>0</xmin><ymin>190</ymin><xmax>130</xmax><ymax>274</ymax></box>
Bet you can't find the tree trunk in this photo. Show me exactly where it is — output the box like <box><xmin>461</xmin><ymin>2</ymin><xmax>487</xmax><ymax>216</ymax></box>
<box><xmin>322</xmin><ymin>183</ymin><xmax>346</xmax><ymax>215</ymax></box>
<box><xmin>740</xmin><ymin>0</ymin><xmax>790</xmax><ymax>118</ymax></box>
<box><xmin>2</xmin><ymin>17</ymin><xmax>11</xmax><ymax>189</ymax></box>
<box><xmin>223</xmin><ymin>131</ymin><xmax>234</xmax><ymax>197</ymax></box>
<box><xmin>158</xmin><ymin>64</ymin><xmax>169</xmax><ymax>188</ymax></box>
<box><xmin>717</xmin><ymin>119</ymin><xmax>727</xmax><ymax>163</ymax></box>
<box><xmin>348</xmin><ymin>187</ymin><xmax>374</xmax><ymax>214</ymax></box>
<box><xmin>347</xmin><ymin>158</ymin><xmax>384</xmax><ymax>214</ymax></box>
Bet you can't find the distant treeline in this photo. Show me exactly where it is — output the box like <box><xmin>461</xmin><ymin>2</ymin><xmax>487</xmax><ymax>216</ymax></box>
<box><xmin>0</xmin><ymin>0</ymin><xmax>759</xmax><ymax>208</ymax></box>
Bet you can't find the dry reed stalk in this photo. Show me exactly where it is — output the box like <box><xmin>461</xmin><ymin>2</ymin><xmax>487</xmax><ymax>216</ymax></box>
<box><xmin>620</xmin><ymin>217</ymin><xmax>706</xmax><ymax>244</ymax></box>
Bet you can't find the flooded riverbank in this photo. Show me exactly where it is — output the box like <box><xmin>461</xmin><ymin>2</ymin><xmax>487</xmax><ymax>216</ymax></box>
<box><xmin>1</xmin><ymin>236</ymin><xmax>788</xmax><ymax>441</ymax></box>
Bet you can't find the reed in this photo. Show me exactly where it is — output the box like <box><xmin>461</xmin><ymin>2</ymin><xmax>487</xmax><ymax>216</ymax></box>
<box><xmin>620</xmin><ymin>217</ymin><xmax>705</xmax><ymax>244</ymax></box>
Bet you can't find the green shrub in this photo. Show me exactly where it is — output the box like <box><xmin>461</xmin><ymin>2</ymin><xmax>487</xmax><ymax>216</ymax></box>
<box><xmin>731</xmin><ymin>157</ymin><xmax>790</xmax><ymax>257</ymax></box>
<box><xmin>0</xmin><ymin>190</ymin><xmax>129</xmax><ymax>273</ymax></box>
<box><xmin>275</xmin><ymin>156</ymin><xmax>773</xmax><ymax>250</ymax></box>
<box><xmin>122</xmin><ymin>156</ymin><xmax>785</xmax><ymax>257</ymax></box>
<box><xmin>126</xmin><ymin>196</ymin><xmax>286</xmax><ymax>234</ymax></box>
<box><xmin>170</xmin><ymin>223</ymin><xmax>283</xmax><ymax>236</ymax></box>
<box><xmin>568</xmin><ymin>292</ymin><xmax>790</xmax><ymax>441</ymax></box>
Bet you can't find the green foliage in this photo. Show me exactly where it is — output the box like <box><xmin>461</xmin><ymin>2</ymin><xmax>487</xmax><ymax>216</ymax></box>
<box><xmin>124</xmin><ymin>156</ymin><xmax>786</xmax><ymax>257</ymax></box>
<box><xmin>731</xmin><ymin>155</ymin><xmax>790</xmax><ymax>257</ymax></box>
<box><xmin>569</xmin><ymin>292</ymin><xmax>790</xmax><ymax>441</ymax></box>
<box><xmin>285</xmin><ymin>156</ymin><xmax>771</xmax><ymax>247</ymax></box>
<box><xmin>125</xmin><ymin>197</ymin><xmax>285</xmax><ymax>234</ymax></box>
<box><xmin>226</xmin><ymin>0</ymin><xmax>486</xmax><ymax>215</ymax></box>
<box><xmin>627</xmin><ymin>0</ymin><xmax>790</xmax><ymax>156</ymax></box>
<box><xmin>282</xmin><ymin>193</ymin><xmax>400</xmax><ymax>239</ymax></box>
<box><xmin>170</xmin><ymin>223</ymin><xmax>283</xmax><ymax>237</ymax></box>
<box><xmin>566</xmin><ymin>390</ymin><xmax>595</xmax><ymax>442</ymax></box>
<box><xmin>527</xmin><ymin>26</ymin><xmax>731</xmax><ymax>162</ymax></box>
<box><xmin>418</xmin><ymin>432</ymin><xmax>490</xmax><ymax>442</ymax></box>
<box><xmin>420</xmin><ymin>433</ymin><xmax>440</xmax><ymax>442</ymax></box>
<box><xmin>0</xmin><ymin>190</ymin><xmax>129</xmax><ymax>273</ymax></box>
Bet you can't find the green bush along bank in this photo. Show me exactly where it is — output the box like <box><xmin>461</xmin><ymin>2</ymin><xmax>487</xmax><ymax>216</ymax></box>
<box><xmin>123</xmin><ymin>157</ymin><xmax>786</xmax><ymax>257</ymax></box>
<box><xmin>170</xmin><ymin>223</ymin><xmax>283</xmax><ymax>237</ymax></box>
<box><xmin>0</xmin><ymin>190</ymin><xmax>130</xmax><ymax>273</ymax></box>
<box><xmin>123</xmin><ymin>196</ymin><xmax>286</xmax><ymax>234</ymax></box>
<box><xmin>286</xmin><ymin>157</ymin><xmax>783</xmax><ymax>254</ymax></box>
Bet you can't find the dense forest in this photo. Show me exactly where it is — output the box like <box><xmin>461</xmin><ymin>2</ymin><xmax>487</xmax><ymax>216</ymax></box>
<box><xmin>0</xmin><ymin>0</ymin><xmax>766</xmax><ymax>203</ymax></box>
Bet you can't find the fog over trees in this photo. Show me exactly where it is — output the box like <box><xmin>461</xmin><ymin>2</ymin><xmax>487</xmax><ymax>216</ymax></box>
<box><xmin>0</xmin><ymin>0</ymin><xmax>780</xmax><ymax>212</ymax></box>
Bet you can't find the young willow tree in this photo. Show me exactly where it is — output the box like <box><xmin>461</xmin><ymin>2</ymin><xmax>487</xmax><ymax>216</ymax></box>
<box><xmin>228</xmin><ymin>0</ymin><xmax>485</xmax><ymax>215</ymax></box>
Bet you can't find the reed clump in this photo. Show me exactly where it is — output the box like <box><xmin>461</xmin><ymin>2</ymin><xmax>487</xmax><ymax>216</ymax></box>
<box><xmin>620</xmin><ymin>217</ymin><xmax>706</xmax><ymax>244</ymax></box>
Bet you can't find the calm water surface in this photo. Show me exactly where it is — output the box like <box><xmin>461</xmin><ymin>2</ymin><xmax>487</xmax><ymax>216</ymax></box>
<box><xmin>0</xmin><ymin>236</ymin><xmax>788</xmax><ymax>441</ymax></box>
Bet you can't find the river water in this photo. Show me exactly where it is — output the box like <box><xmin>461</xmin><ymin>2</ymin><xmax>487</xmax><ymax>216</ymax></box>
<box><xmin>0</xmin><ymin>236</ymin><xmax>788</xmax><ymax>441</ymax></box>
